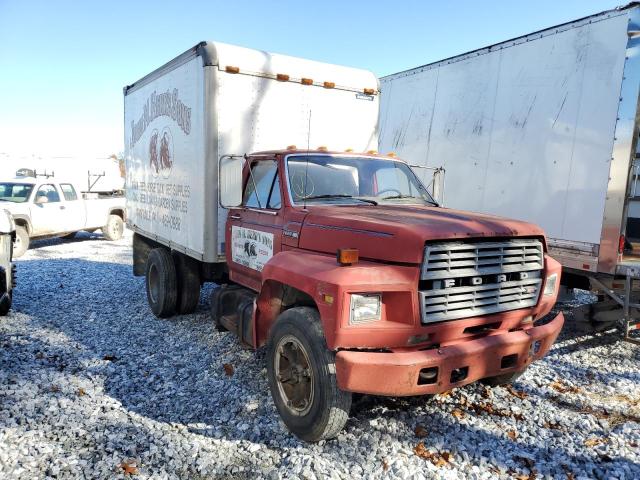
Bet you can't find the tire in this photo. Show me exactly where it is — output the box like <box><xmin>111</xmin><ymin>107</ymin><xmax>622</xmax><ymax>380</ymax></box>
<box><xmin>267</xmin><ymin>307</ymin><xmax>351</xmax><ymax>442</ymax></box>
<box><xmin>13</xmin><ymin>226</ymin><xmax>29</xmax><ymax>258</ymax></box>
<box><xmin>173</xmin><ymin>252</ymin><xmax>200</xmax><ymax>314</ymax></box>
<box><xmin>103</xmin><ymin>214</ymin><xmax>124</xmax><ymax>241</ymax></box>
<box><xmin>61</xmin><ymin>232</ymin><xmax>77</xmax><ymax>240</ymax></box>
<box><xmin>480</xmin><ymin>370</ymin><xmax>524</xmax><ymax>387</ymax></box>
<box><xmin>0</xmin><ymin>292</ymin><xmax>11</xmax><ymax>316</ymax></box>
<box><xmin>145</xmin><ymin>248</ymin><xmax>177</xmax><ymax>318</ymax></box>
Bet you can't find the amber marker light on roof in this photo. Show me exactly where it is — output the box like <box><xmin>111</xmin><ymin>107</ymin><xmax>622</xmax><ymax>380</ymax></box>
<box><xmin>345</xmin><ymin>148</ymin><xmax>354</xmax><ymax>152</ymax></box>
<box><xmin>363</xmin><ymin>88</ymin><xmax>375</xmax><ymax>95</ymax></box>
<box><xmin>337</xmin><ymin>248</ymin><xmax>359</xmax><ymax>266</ymax></box>
<box><xmin>286</xmin><ymin>145</ymin><xmax>297</xmax><ymax>150</ymax></box>
<box><xmin>366</xmin><ymin>150</ymin><xmax>378</xmax><ymax>155</ymax></box>
<box><xmin>317</xmin><ymin>146</ymin><xmax>328</xmax><ymax>151</ymax></box>
<box><xmin>387</xmin><ymin>152</ymin><xmax>397</xmax><ymax>157</ymax></box>
<box><xmin>301</xmin><ymin>78</ymin><xmax>313</xmax><ymax>85</ymax></box>
<box><xmin>276</xmin><ymin>73</ymin><xmax>290</xmax><ymax>81</ymax></box>
<box><xmin>323</xmin><ymin>81</ymin><xmax>335</xmax><ymax>89</ymax></box>
<box><xmin>225</xmin><ymin>66</ymin><xmax>240</xmax><ymax>74</ymax></box>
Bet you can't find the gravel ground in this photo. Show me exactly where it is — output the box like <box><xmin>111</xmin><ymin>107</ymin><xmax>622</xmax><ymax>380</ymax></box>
<box><xmin>1</xmin><ymin>231</ymin><xmax>639</xmax><ymax>479</ymax></box>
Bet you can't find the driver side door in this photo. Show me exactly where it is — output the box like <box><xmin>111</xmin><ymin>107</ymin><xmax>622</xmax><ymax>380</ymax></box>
<box><xmin>226</xmin><ymin>159</ymin><xmax>284</xmax><ymax>291</ymax></box>
<box><xmin>30</xmin><ymin>184</ymin><xmax>66</xmax><ymax>236</ymax></box>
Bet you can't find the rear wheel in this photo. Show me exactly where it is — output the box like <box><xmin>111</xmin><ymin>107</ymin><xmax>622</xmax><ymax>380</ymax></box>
<box><xmin>267</xmin><ymin>307</ymin><xmax>351</xmax><ymax>442</ymax></box>
<box><xmin>145</xmin><ymin>248</ymin><xmax>177</xmax><ymax>318</ymax></box>
<box><xmin>173</xmin><ymin>252</ymin><xmax>201</xmax><ymax>314</ymax></box>
<box><xmin>103</xmin><ymin>214</ymin><xmax>124</xmax><ymax>241</ymax></box>
<box><xmin>13</xmin><ymin>226</ymin><xmax>29</xmax><ymax>258</ymax></box>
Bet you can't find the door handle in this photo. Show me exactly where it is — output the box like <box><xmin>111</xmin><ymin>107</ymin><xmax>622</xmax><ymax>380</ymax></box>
<box><xmin>60</xmin><ymin>206</ymin><xmax>66</xmax><ymax>210</ymax></box>
<box><xmin>229</xmin><ymin>214</ymin><xmax>242</xmax><ymax>220</ymax></box>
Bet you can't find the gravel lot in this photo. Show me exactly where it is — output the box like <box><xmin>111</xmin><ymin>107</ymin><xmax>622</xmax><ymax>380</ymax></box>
<box><xmin>1</xmin><ymin>231</ymin><xmax>639</xmax><ymax>479</ymax></box>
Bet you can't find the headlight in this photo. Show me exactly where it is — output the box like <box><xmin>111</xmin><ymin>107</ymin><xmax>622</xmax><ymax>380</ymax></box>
<box><xmin>543</xmin><ymin>273</ymin><xmax>558</xmax><ymax>296</ymax></box>
<box><xmin>349</xmin><ymin>294</ymin><xmax>382</xmax><ymax>325</ymax></box>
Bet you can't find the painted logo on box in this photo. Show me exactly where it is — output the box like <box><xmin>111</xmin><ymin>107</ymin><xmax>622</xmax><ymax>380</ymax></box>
<box><xmin>232</xmin><ymin>226</ymin><xmax>274</xmax><ymax>272</ymax></box>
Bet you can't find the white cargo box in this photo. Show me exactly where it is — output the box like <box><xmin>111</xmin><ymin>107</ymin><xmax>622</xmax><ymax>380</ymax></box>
<box><xmin>379</xmin><ymin>4</ymin><xmax>640</xmax><ymax>276</ymax></box>
<box><xmin>124</xmin><ymin>41</ymin><xmax>379</xmax><ymax>263</ymax></box>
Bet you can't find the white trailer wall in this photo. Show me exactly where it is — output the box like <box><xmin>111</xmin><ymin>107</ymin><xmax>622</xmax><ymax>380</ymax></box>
<box><xmin>380</xmin><ymin>11</ymin><xmax>629</xmax><ymax>249</ymax></box>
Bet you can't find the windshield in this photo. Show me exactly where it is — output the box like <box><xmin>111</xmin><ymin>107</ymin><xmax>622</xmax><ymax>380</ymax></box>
<box><xmin>0</xmin><ymin>183</ymin><xmax>34</xmax><ymax>203</ymax></box>
<box><xmin>286</xmin><ymin>155</ymin><xmax>436</xmax><ymax>206</ymax></box>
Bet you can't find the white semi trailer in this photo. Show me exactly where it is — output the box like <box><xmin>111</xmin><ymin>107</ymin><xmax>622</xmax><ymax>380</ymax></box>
<box><xmin>379</xmin><ymin>3</ymin><xmax>640</xmax><ymax>341</ymax></box>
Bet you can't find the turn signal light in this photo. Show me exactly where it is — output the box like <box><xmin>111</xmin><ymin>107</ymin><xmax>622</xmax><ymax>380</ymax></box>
<box><xmin>225</xmin><ymin>66</ymin><xmax>240</xmax><ymax>74</ymax></box>
<box><xmin>277</xmin><ymin>73</ymin><xmax>290</xmax><ymax>81</ymax></box>
<box><xmin>337</xmin><ymin>248</ymin><xmax>359</xmax><ymax>266</ymax></box>
<box><xmin>619</xmin><ymin>234</ymin><xmax>626</xmax><ymax>254</ymax></box>
<box><xmin>363</xmin><ymin>87</ymin><xmax>375</xmax><ymax>95</ymax></box>
<box><xmin>301</xmin><ymin>78</ymin><xmax>313</xmax><ymax>85</ymax></box>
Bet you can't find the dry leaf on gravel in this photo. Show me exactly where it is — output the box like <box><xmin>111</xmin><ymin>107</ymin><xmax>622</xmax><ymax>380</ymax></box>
<box><xmin>550</xmin><ymin>380</ymin><xmax>580</xmax><ymax>394</ymax></box>
<box><xmin>584</xmin><ymin>437</ymin><xmax>606</xmax><ymax>447</ymax></box>
<box><xmin>451</xmin><ymin>409</ymin><xmax>465</xmax><ymax>419</ymax></box>
<box><xmin>120</xmin><ymin>461</ymin><xmax>138</xmax><ymax>475</ymax></box>
<box><xmin>77</xmin><ymin>388</ymin><xmax>86</xmax><ymax>397</ymax></box>
<box><xmin>507</xmin><ymin>430</ymin><xmax>518</xmax><ymax>440</ymax></box>
<box><xmin>50</xmin><ymin>385</ymin><xmax>60</xmax><ymax>393</ymax></box>
<box><xmin>382</xmin><ymin>459</ymin><xmax>389</xmax><ymax>471</ymax></box>
<box><xmin>506</xmin><ymin>385</ymin><xmax>528</xmax><ymax>400</ymax></box>
<box><xmin>414</xmin><ymin>443</ymin><xmax>451</xmax><ymax>467</ymax></box>
<box><xmin>414</xmin><ymin>425</ymin><xmax>428</xmax><ymax>438</ymax></box>
<box><xmin>223</xmin><ymin>363</ymin><xmax>234</xmax><ymax>376</ymax></box>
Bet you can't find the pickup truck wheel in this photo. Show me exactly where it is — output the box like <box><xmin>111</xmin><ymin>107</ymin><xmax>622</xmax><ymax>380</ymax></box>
<box><xmin>103</xmin><ymin>214</ymin><xmax>124</xmax><ymax>241</ymax></box>
<box><xmin>267</xmin><ymin>307</ymin><xmax>351</xmax><ymax>442</ymax></box>
<box><xmin>13</xmin><ymin>226</ymin><xmax>29</xmax><ymax>258</ymax></box>
<box><xmin>61</xmin><ymin>232</ymin><xmax>77</xmax><ymax>240</ymax></box>
<box><xmin>145</xmin><ymin>248</ymin><xmax>177</xmax><ymax>318</ymax></box>
<box><xmin>480</xmin><ymin>371</ymin><xmax>524</xmax><ymax>387</ymax></box>
<box><xmin>173</xmin><ymin>252</ymin><xmax>200</xmax><ymax>314</ymax></box>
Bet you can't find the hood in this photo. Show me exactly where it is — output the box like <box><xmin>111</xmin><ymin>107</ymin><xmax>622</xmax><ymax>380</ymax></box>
<box><xmin>298</xmin><ymin>205</ymin><xmax>545</xmax><ymax>264</ymax></box>
<box><xmin>0</xmin><ymin>201</ymin><xmax>27</xmax><ymax>214</ymax></box>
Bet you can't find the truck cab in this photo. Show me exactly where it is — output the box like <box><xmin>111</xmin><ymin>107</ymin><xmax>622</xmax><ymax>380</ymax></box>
<box><xmin>205</xmin><ymin>149</ymin><xmax>563</xmax><ymax>440</ymax></box>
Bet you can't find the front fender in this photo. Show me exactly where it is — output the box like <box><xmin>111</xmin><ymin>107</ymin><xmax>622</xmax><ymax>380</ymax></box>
<box><xmin>257</xmin><ymin>250</ymin><xmax>420</xmax><ymax>350</ymax></box>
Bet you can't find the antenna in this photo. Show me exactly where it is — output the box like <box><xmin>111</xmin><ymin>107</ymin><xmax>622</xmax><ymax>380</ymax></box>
<box><xmin>303</xmin><ymin>109</ymin><xmax>311</xmax><ymax>210</ymax></box>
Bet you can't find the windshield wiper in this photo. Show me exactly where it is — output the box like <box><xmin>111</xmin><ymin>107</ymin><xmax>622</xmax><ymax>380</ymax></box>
<box><xmin>303</xmin><ymin>194</ymin><xmax>378</xmax><ymax>205</ymax></box>
<box><xmin>382</xmin><ymin>194</ymin><xmax>438</xmax><ymax>206</ymax></box>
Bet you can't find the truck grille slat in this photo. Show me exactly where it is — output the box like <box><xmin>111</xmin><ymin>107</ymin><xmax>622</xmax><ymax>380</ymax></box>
<box><xmin>419</xmin><ymin>239</ymin><xmax>544</xmax><ymax>323</ymax></box>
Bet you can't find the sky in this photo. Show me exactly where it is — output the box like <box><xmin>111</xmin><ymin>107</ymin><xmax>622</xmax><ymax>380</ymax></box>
<box><xmin>0</xmin><ymin>0</ymin><xmax>620</xmax><ymax>160</ymax></box>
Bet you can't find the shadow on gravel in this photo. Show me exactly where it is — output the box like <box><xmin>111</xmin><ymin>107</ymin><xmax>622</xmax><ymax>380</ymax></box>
<box><xmin>8</xmin><ymin>256</ymin><xmax>640</xmax><ymax>478</ymax></box>
<box><xmin>25</xmin><ymin>231</ymin><xmax>107</xmax><ymax>252</ymax></box>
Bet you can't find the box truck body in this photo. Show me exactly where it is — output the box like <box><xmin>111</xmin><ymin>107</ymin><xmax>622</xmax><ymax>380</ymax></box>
<box><xmin>380</xmin><ymin>4</ymin><xmax>640</xmax><ymax>282</ymax></box>
<box><xmin>124</xmin><ymin>41</ymin><xmax>379</xmax><ymax>264</ymax></box>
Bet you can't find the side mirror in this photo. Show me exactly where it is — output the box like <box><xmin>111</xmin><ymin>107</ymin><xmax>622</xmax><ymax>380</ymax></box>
<box><xmin>219</xmin><ymin>155</ymin><xmax>244</xmax><ymax>208</ymax></box>
<box><xmin>35</xmin><ymin>195</ymin><xmax>48</xmax><ymax>204</ymax></box>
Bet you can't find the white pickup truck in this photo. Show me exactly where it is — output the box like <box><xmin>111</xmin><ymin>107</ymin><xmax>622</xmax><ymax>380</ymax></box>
<box><xmin>0</xmin><ymin>171</ymin><xmax>126</xmax><ymax>257</ymax></box>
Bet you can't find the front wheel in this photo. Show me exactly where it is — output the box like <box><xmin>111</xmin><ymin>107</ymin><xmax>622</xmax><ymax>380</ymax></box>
<box><xmin>267</xmin><ymin>307</ymin><xmax>351</xmax><ymax>442</ymax></box>
<box><xmin>13</xmin><ymin>226</ymin><xmax>29</xmax><ymax>258</ymax></box>
<box><xmin>103</xmin><ymin>214</ymin><xmax>124</xmax><ymax>241</ymax></box>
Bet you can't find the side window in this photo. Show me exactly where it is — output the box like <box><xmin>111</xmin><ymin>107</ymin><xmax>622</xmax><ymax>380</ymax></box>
<box><xmin>35</xmin><ymin>184</ymin><xmax>60</xmax><ymax>203</ymax></box>
<box><xmin>60</xmin><ymin>184</ymin><xmax>78</xmax><ymax>201</ymax></box>
<box><xmin>243</xmin><ymin>161</ymin><xmax>279</xmax><ymax>209</ymax></box>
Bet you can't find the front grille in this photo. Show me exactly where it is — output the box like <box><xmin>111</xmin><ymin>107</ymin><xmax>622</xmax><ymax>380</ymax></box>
<box><xmin>419</xmin><ymin>239</ymin><xmax>544</xmax><ymax>323</ymax></box>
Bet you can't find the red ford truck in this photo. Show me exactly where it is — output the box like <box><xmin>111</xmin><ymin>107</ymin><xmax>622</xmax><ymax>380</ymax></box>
<box><xmin>124</xmin><ymin>41</ymin><xmax>563</xmax><ymax>441</ymax></box>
